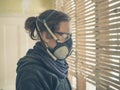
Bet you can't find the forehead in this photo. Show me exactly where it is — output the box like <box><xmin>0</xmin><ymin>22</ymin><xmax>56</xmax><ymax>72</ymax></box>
<box><xmin>58</xmin><ymin>21</ymin><xmax>71</xmax><ymax>33</ymax></box>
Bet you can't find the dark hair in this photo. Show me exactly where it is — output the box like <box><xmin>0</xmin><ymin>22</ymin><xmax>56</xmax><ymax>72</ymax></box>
<box><xmin>25</xmin><ymin>9</ymin><xmax>70</xmax><ymax>40</ymax></box>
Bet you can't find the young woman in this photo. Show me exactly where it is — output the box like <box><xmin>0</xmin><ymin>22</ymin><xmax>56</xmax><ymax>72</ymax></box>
<box><xmin>16</xmin><ymin>9</ymin><xmax>73</xmax><ymax>90</ymax></box>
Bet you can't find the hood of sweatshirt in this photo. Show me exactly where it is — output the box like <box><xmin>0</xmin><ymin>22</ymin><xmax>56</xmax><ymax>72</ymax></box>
<box><xmin>16</xmin><ymin>42</ymin><xmax>69</xmax><ymax>79</ymax></box>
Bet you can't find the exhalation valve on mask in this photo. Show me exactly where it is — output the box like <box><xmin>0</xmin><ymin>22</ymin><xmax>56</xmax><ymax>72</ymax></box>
<box><xmin>54</xmin><ymin>46</ymin><xmax>69</xmax><ymax>59</ymax></box>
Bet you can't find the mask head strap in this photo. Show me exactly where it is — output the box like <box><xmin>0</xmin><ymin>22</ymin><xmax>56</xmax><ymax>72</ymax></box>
<box><xmin>36</xmin><ymin>16</ymin><xmax>57</xmax><ymax>60</ymax></box>
<box><xmin>37</xmin><ymin>10</ymin><xmax>58</xmax><ymax>41</ymax></box>
<box><xmin>43</xmin><ymin>20</ymin><xmax>58</xmax><ymax>41</ymax></box>
<box><xmin>35</xmin><ymin>17</ymin><xmax>48</xmax><ymax>50</ymax></box>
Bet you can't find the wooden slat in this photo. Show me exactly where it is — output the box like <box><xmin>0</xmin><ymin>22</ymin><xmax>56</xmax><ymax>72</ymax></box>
<box><xmin>100</xmin><ymin>75</ymin><xmax>120</xmax><ymax>87</ymax></box>
<box><xmin>79</xmin><ymin>63</ymin><xmax>120</xmax><ymax>74</ymax></box>
<box><xmin>99</xmin><ymin>79</ymin><xmax>120</xmax><ymax>89</ymax></box>
<box><xmin>76</xmin><ymin>21</ymin><xmax>120</xmax><ymax>29</ymax></box>
<box><xmin>99</xmin><ymin>58</ymin><xmax>120</xmax><ymax>66</ymax></box>
<box><xmin>77</xmin><ymin>40</ymin><xmax>120</xmax><ymax>45</ymax></box>
<box><xmin>76</xmin><ymin>29</ymin><xmax>120</xmax><ymax>36</ymax></box>
<box><xmin>99</xmin><ymin>54</ymin><xmax>120</xmax><ymax>60</ymax></box>
<box><xmin>99</xmin><ymin>65</ymin><xmax>120</xmax><ymax>74</ymax></box>
<box><xmin>80</xmin><ymin>65</ymin><xmax>120</xmax><ymax>83</ymax></box>
<box><xmin>100</xmin><ymin>71</ymin><xmax>120</xmax><ymax>80</ymax></box>
<box><xmin>99</xmin><ymin>80</ymin><xmax>118</xmax><ymax>90</ymax></box>
<box><xmin>78</xmin><ymin>44</ymin><xmax>120</xmax><ymax>49</ymax></box>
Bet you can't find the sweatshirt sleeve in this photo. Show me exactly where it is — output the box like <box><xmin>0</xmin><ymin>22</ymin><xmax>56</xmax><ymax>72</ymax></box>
<box><xmin>16</xmin><ymin>71</ymin><xmax>44</xmax><ymax>90</ymax></box>
<box><xmin>20</xmin><ymin>78</ymin><xmax>43</xmax><ymax>90</ymax></box>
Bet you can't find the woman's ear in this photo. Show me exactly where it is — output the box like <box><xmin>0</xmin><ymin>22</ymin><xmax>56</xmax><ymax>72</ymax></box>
<box><xmin>41</xmin><ymin>32</ymin><xmax>49</xmax><ymax>42</ymax></box>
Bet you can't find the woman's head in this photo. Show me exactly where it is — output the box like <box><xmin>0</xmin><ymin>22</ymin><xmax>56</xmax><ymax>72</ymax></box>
<box><xmin>25</xmin><ymin>9</ymin><xmax>71</xmax><ymax>41</ymax></box>
<box><xmin>25</xmin><ymin>9</ymin><xmax>72</xmax><ymax>60</ymax></box>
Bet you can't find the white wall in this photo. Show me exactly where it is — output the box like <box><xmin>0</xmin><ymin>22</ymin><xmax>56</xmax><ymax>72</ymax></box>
<box><xmin>0</xmin><ymin>0</ymin><xmax>54</xmax><ymax>90</ymax></box>
<box><xmin>0</xmin><ymin>15</ymin><xmax>36</xmax><ymax>90</ymax></box>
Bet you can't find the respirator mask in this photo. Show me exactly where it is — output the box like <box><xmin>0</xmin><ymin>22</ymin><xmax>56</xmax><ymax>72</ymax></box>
<box><xmin>36</xmin><ymin>12</ymin><xmax>73</xmax><ymax>60</ymax></box>
<box><xmin>48</xmin><ymin>34</ymin><xmax>73</xmax><ymax>60</ymax></box>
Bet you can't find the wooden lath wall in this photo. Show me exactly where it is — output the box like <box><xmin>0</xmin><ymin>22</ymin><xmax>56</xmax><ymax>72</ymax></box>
<box><xmin>55</xmin><ymin>0</ymin><xmax>120</xmax><ymax>90</ymax></box>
